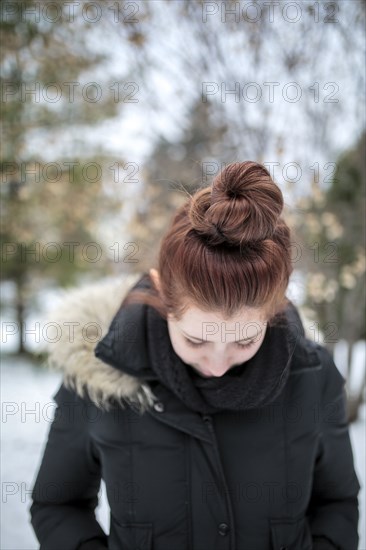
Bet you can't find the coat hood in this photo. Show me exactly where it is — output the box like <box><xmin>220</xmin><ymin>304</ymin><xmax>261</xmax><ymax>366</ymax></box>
<box><xmin>44</xmin><ymin>273</ymin><xmax>158</xmax><ymax>413</ymax></box>
<box><xmin>44</xmin><ymin>273</ymin><xmax>320</xmax><ymax>412</ymax></box>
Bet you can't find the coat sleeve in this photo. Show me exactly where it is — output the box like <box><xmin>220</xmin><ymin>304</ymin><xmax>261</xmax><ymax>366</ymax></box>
<box><xmin>29</xmin><ymin>383</ymin><xmax>109</xmax><ymax>550</ymax></box>
<box><xmin>306</xmin><ymin>345</ymin><xmax>361</xmax><ymax>550</ymax></box>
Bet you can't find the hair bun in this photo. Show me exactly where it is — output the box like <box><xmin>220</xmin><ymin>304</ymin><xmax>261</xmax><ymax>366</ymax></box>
<box><xmin>188</xmin><ymin>161</ymin><xmax>284</xmax><ymax>247</ymax></box>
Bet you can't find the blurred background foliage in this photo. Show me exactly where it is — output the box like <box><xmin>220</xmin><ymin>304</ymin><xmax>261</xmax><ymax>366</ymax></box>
<box><xmin>1</xmin><ymin>0</ymin><xmax>365</xmax><ymax>400</ymax></box>
<box><xmin>293</xmin><ymin>131</ymin><xmax>365</xmax><ymax>348</ymax></box>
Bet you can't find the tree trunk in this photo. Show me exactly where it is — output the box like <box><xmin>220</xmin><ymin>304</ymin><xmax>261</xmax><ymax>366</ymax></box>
<box><xmin>15</xmin><ymin>277</ymin><xmax>26</xmax><ymax>355</ymax></box>
<box><xmin>346</xmin><ymin>340</ymin><xmax>366</xmax><ymax>423</ymax></box>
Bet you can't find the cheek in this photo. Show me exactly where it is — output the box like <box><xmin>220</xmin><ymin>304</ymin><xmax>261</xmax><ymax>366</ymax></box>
<box><xmin>167</xmin><ymin>325</ymin><xmax>199</xmax><ymax>361</ymax></box>
<box><xmin>242</xmin><ymin>345</ymin><xmax>260</xmax><ymax>361</ymax></box>
<box><xmin>168</xmin><ymin>334</ymin><xmax>206</xmax><ymax>365</ymax></box>
<box><xmin>172</xmin><ymin>340</ymin><xmax>200</xmax><ymax>361</ymax></box>
<box><xmin>243</xmin><ymin>334</ymin><xmax>266</xmax><ymax>359</ymax></box>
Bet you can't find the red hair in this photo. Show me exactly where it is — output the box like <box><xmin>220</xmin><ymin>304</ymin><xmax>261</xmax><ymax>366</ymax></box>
<box><xmin>122</xmin><ymin>161</ymin><xmax>293</xmax><ymax>324</ymax></box>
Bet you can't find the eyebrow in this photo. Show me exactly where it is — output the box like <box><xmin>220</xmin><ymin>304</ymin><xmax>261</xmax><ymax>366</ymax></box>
<box><xmin>182</xmin><ymin>330</ymin><xmax>261</xmax><ymax>344</ymax></box>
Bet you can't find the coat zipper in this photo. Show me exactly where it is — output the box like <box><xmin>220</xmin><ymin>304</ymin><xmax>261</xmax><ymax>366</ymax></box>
<box><xmin>202</xmin><ymin>414</ymin><xmax>237</xmax><ymax>550</ymax></box>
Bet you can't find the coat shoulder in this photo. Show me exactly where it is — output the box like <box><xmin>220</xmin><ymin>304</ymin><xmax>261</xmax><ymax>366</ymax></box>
<box><xmin>289</xmin><ymin>329</ymin><xmax>346</xmax><ymax>407</ymax></box>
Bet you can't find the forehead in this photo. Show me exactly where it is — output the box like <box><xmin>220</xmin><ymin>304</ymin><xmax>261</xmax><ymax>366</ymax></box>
<box><xmin>177</xmin><ymin>305</ymin><xmax>267</xmax><ymax>327</ymax></box>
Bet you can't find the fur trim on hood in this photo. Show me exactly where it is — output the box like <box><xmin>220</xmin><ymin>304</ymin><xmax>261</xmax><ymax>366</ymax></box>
<box><xmin>44</xmin><ymin>274</ymin><xmax>158</xmax><ymax>413</ymax></box>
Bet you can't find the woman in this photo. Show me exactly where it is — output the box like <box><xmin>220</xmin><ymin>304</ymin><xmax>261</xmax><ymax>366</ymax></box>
<box><xmin>30</xmin><ymin>161</ymin><xmax>360</xmax><ymax>550</ymax></box>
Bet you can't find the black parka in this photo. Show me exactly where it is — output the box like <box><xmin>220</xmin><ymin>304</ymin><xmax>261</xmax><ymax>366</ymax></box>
<box><xmin>29</xmin><ymin>276</ymin><xmax>361</xmax><ymax>550</ymax></box>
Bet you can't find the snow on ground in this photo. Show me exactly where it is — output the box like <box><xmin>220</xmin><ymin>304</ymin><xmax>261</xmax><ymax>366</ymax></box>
<box><xmin>0</xmin><ymin>357</ymin><xmax>109</xmax><ymax>550</ymax></box>
<box><xmin>351</xmin><ymin>401</ymin><xmax>366</xmax><ymax>550</ymax></box>
<box><xmin>1</xmin><ymin>356</ymin><xmax>365</xmax><ymax>549</ymax></box>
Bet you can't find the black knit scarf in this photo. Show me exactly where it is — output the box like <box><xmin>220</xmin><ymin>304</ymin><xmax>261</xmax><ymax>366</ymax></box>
<box><xmin>145</xmin><ymin>300</ymin><xmax>294</xmax><ymax>415</ymax></box>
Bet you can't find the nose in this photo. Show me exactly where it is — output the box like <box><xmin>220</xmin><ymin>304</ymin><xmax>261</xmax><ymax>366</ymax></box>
<box><xmin>202</xmin><ymin>355</ymin><xmax>235</xmax><ymax>377</ymax></box>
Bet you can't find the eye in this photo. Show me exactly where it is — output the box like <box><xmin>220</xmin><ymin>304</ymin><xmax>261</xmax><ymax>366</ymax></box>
<box><xmin>236</xmin><ymin>340</ymin><xmax>255</xmax><ymax>349</ymax></box>
<box><xmin>184</xmin><ymin>338</ymin><xmax>204</xmax><ymax>348</ymax></box>
<box><xmin>184</xmin><ymin>338</ymin><xmax>255</xmax><ymax>349</ymax></box>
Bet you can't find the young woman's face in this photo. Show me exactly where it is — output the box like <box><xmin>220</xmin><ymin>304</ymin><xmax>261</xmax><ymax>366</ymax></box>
<box><xmin>167</xmin><ymin>304</ymin><xmax>268</xmax><ymax>378</ymax></box>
